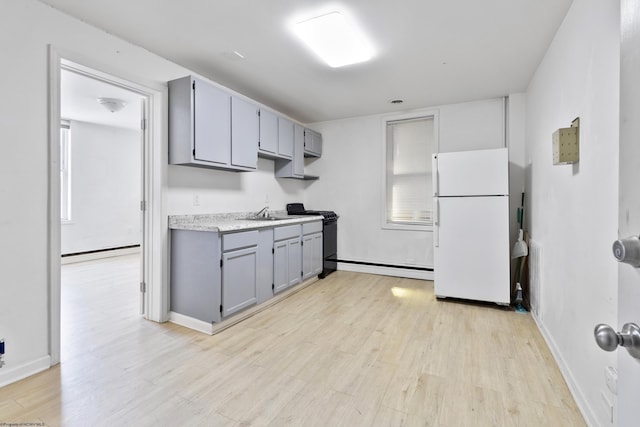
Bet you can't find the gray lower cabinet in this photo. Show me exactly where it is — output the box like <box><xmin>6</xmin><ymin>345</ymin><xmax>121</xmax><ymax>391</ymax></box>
<box><xmin>273</xmin><ymin>224</ymin><xmax>302</xmax><ymax>293</ymax></box>
<box><xmin>302</xmin><ymin>221</ymin><xmax>323</xmax><ymax>280</ymax></box>
<box><xmin>256</xmin><ymin>228</ymin><xmax>274</xmax><ymax>303</ymax></box>
<box><xmin>171</xmin><ymin>222</ymin><xmax>320</xmax><ymax>327</ymax></box>
<box><xmin>221</xmin><ymin>230</ymin><xmax>259</xmax><ymax>317</ymax></box>
<box><xmin>170</xmin><ymin>229</ymin><xmax>222</xmax><ymax>323</ymax></box>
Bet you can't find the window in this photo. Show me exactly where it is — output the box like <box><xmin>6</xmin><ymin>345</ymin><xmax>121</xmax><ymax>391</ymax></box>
<box><xmin>60</xmin><ymin>120</ymin><xmax>71</xmax><ymax>222</ymax></box>
<box><xmin>384</xmin><ymin>114</ymin><xmax>437</xmax><ymax>229</ymax></box>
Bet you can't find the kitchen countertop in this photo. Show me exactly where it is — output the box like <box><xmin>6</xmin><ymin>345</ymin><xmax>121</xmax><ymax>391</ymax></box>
<box><xmin>168</xmin><ymin>210</ymin><xmax>323</xmax><ymax>233</ymax></box>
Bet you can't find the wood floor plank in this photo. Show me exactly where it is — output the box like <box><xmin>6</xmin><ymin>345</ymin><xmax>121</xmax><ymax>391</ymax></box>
<box><xmin>0</xmin><ymin>255</ymin><xmax>586</xmax><ymax>426</ymax></box>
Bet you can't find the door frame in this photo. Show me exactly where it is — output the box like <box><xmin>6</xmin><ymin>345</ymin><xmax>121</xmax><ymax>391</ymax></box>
<box><xmin>47</xmin><ymin>46</ymin><xmax>166</xmax><ymax>365</ymax></box>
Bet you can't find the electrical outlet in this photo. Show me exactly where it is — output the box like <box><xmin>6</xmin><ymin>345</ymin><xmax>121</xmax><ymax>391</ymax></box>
<box><xmin>193</xmin><ymin>194</ymin><xmax>200</xmax><ymax>206</ymax></box>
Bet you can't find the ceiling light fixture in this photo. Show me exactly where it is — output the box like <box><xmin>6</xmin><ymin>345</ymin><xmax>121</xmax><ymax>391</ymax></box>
<box><xmin>292</xmin><ymin>11</ymin><xmax>374</xmax><ymax>68</ymax></box>
<box><xmin>97</xmin><ymin>97</ymin><xmax>127</xmax><ymax>113</ymax></box>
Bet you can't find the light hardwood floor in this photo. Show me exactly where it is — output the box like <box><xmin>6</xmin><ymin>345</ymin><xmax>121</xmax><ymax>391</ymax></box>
<box><xmin>0</xmin><ymin>254</ymin><xmax>585</xmax><ymax>426</ymax></box>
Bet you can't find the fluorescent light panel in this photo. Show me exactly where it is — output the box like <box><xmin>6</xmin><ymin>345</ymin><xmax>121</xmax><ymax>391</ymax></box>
<box><xmin>293</xmin><ymin>11</ymin><xmax>373</xmax><ymax>68</ymax></box>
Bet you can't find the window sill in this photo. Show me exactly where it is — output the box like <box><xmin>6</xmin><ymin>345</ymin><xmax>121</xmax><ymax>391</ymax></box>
<box><xmin>381</xmin><ymin>222</ymin><xmax>433</xmax><ymax>232</ymax></box>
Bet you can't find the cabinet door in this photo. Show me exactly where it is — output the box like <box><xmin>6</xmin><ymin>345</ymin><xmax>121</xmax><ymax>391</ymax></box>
<box><xmin>222</xmin><ymin>246</ymin><xmax>258</xmax><ymax>317</ymax></box>
<box><xmin>278</xmin><ymin>117</ymin><xmax>294</xmax><ymax>159</ymax></box>
<box><xmin>293</xmin><ymin>124</ymin><xmax>305</xmax><ymax>178</ymax></box>
<box><xmin>312</xmin><ymin>232</ymin><xmax>323</xmax><ymax>275</ymax></box>
<box><xmin>194</xmin><ymin>78</ymin><xmax>231</xmax><ymax>165</ymax></box>
<box><xmin>302</xmin><ymin>234</ymin><xmax>314</xmax><ymax>281</ymax></box>
<box><xmin>231</xmin><ymin>96</ymin><xmax>258</xmax><ymax>169</ymax></box>
<box><xmin>273</xmin><ymin>239</ymin><xmax>289</xmax><ymax>293</ymax></box>
<box><xmin>288</xmin><ymin>238</ymin><xmax>302</xmax><ymax>287</ymax></box>
<box><xmin>259</xmin><ymin>109</ymin><xmax>278</xmax><ymax>155</ymax></box>
<box><xmin>312</xmin><ymin>132</ymin><xmax>323</xmax><ymax>156</ymax></box>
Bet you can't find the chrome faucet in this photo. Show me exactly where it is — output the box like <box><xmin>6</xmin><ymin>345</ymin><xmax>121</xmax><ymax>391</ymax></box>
<box><xmin>254</xmin><ymin>206</ymin><xmax>270</xmax><ymax>218</ymax></box>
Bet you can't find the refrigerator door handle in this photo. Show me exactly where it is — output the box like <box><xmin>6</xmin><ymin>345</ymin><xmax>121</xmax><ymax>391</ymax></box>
<box><xmin>432</xmin><ymin>154</ymin><xmax>439</xmax><ymax>196</ymax></box>
<box><xmin>433</xmin><ymin>197</ymin><xmax>439</xmax><ymax>247</ymax></box>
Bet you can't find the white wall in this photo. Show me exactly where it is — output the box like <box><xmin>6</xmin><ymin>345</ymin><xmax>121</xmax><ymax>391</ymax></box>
<box><xmin>0</xmin><ymin>0</ymin><xmax>307</xmax><ymax>387</ymax></box>
<box><xmin>305</xmin><ymin>97</ymin><xmax>518</xmax><ymax>271</ymax></box>
<box><xmin>166</xmin><ymin>158</ymin><xmax>305</xmax><ymax>216</ymax></box>
<box><xmin>61</xmin><ymin>121</ymin><xmax>141</xmax><ymax>254</ymax></box>
<box><xmin>524</xmin><ymin>0</ymin><xmax>619</xmax><ymax>425</ymax></box>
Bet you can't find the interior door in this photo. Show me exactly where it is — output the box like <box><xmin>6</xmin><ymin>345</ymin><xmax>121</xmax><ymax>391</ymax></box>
<box><xmin>139</xmin><ymin>99</ymin><xmax>147</xmax><ymax>316</ymax></box>
<box><xmin>617</xmin><ymin>1</ymin><xmax>640</xmax><ymax>423</ymax></box>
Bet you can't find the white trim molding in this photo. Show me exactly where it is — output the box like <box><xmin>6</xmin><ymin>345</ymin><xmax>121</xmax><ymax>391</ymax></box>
<box><xmin>0</xmin><ymin>356</ymin><xmax>51</xmax><ymax>389</ymax></box>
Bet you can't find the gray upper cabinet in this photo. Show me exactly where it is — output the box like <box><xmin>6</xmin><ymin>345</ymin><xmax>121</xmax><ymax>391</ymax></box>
<box><xmin>277</xmin><ymin>117</ymin><xmax>294</xmax><ymax>159</ymax></box>
<box><xmin>258</xmin><ymin>109</ymin><xmax>278</xmax><ymax>156</ymax></box>
<box><xmin>275</xmin><ymin>124</ymin><xmax>305</xmax><ymax>179</ymax></box>
<box><xmin>275</xmin><ymin>124</ymin><xmax>320</xmax><ymax>180</ymax></box>
<box><xmin>258</xmin><ymin>110</ymin><xmax>294</xmax><ymax>160</ymax></box>
<box><xmin>231</xmin><ymin>96</ymin><xmax>259</xmax><ymax>170</ymax></box>
<box><xmin>168</xmin><ymin>75</ymin><xmax>256</xmax><ymax>172</ymax></box>
<box><xmin>304</xmin><ymin>129</ymin><xmax>323</xmax><ymax>157</ymax></box>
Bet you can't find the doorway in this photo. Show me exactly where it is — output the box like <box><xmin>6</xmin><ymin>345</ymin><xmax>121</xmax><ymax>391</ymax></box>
<box><xmin>49</xmin><ymin>55</ymin><xmax>158</xmax><ymax>365</ymax></box>
<box><xmin>59</xmin><ymin>66</ymin><xmax>145</xmax><ymax>362</ymax></box>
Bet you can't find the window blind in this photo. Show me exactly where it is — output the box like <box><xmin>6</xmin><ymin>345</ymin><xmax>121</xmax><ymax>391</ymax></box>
<box><xmin>386</xmin><ymin>116</ymin><xmax>434</xmax><ymax>225</ymax></box>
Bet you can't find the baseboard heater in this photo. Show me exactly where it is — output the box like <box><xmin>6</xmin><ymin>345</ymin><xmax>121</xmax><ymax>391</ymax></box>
<box><xmin>331</xmin><ymin>258</ymin><xmax>433</xmax><ymax>272</ymax></box>
<box><xmin>61</xmin><ymin>244</ymin><xmax>140</xmax><ymax>258</ymax></box>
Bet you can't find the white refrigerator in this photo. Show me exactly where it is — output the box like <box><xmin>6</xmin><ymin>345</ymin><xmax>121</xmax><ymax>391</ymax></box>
<box><xmin>432</xmin><ymin>147</ymin><xmax>510</xmax><ymax>305</ymax></box>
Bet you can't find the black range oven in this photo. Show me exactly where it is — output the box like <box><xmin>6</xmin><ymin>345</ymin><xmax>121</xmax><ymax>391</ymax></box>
<box><xmin>287</xmin><ymin>203</ymin><xmax>338</xmax><ymax>278</ymax></box>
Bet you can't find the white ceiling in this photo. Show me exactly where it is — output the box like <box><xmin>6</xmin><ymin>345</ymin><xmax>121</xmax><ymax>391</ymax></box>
<box><xmin>44</xmin><ymin>0</ymin><xmax>573</xmax><ymax>124</ymax></box>
<box><xmin>61</xmin><ymin>69</ymin><xmax>144</xmax><ymax>130</ymax></box>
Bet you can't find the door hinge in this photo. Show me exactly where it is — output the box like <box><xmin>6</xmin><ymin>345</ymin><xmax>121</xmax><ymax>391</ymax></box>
<box><xmin>140</xmin><ymin>201</ymin><xmax>147</xmax><ymax>211</ymax></box>
<box><xmin>220</xmin><ymin>304</ymin><xmax>223</xmax><ymax>313</ymax></box>
<box><xmin>301</xmin><ymin>271</ymin><xmax>304</xmax><ymax>277</ymax></box>
<box><xmin>140</xmin><ymin>118</ymin><xmax>146</xmax><ymax>130</ymax></box>
<box><xmin>272</xmin><ymin>283</ymin><xmax>275</xmax><ymax>290</ymax></box>
<box><xmin>192</xmin><ymin>81</ymin><xmax>195</xmax><ymax>90</ymax></box>
<box><xmin>140</xmin><ymin>282</ymin><xmax>146</xmax><ymax>293</ymax></box>
<box><xmin>220</xmin><ymin>259</ymin><xmax>223</xmax><ymax>268</ymax></box>
<box><xmin>301</xmin><ymin>241</ymin><xmax>304</xmax><ymax>246</ymax></box>
<box><xmin>192</xmin><ymin>148</ymin><xmax>196</xmax><ymax>156</ymax></box>
<box><xmin>257</xmin><ymin>110</ymin><xmax>261</xmax><ymax>117</ymax></box>
<box><xmin>272</xmin><ymin>247</ymin><xmax>275</xmax><ymax>254</ymax></box>
<box><xmin>258</xmin><ymin>141</ymin><xmax>261</xmax><ymax>148</ymax></box>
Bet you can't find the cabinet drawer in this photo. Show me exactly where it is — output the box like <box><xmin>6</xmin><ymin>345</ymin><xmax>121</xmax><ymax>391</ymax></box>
<box><xmin>274</xmin><ymin>224</ymin><xmax>300</xmax><ymax>241</ymax></box>
<box><xmin>222</xmin><ymin>230</ymin><xmax>259</xmax><ymax>251</ymax></box>
<box><xmin>302</xmin><ymin>221</ymin><xmax>322</xmax><ymax>235</ymax></box>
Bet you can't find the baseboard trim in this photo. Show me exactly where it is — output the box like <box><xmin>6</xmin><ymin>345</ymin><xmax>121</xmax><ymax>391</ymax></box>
<box><xmin>531</xmin><ymin>312</ymin><xmax>597</xmax><ymax>427</ymax></box>
<box><xmin>169</xmin><ymin>311</ymin><xmax>214</xmax><ymax>335</ymax></box>
<box><xmin>169</xmin><ymin>276</ymin><xmax>320</xmax><ymax>335</ymax></box>
<box><xmin>0</xmin><ymin>355</ymin><xmax>51</xmax><ymax>388</ymax></box>
<box><xmin>61</xmin><ymin>246</ymin><xmax>141</xmax><ymax>265</ymax></box>
<box><xmin>337</xmin><ymin>262</ymin><xmax>434</xmax><ymax>280</ymax></box>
